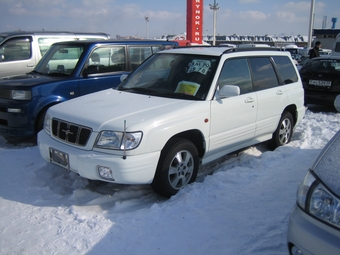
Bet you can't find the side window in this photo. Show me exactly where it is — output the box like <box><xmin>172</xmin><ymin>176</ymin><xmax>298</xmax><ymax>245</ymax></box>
<box><xmin>87</xmin><ymin>46</ymin><xmax>126</xmax><ymax>74</ymax></box>
<box><xmin>249</xmin><ymin>57</ymin><xmax>279</xmax><ymax>91</ymax></box>
<box><xmin>37</xmin><ymin>37</ymin><xmax>75</xmax><ymax>57</ymax></box>
<box><xmin>0</xmin><ymin>37</ymin><xmax>31</xmax><ymax>62</ymax></box>
<box><xmin>272</xmin><ymin>56</ymin><xmax>298</xmax><ymax>84</ymax></box>
<box><xmin>129</xmin><ymin>46</ymin><xmax>153</xmax><ymax>70</ymax></box>
<box><xmin>217</xmin><ymin>58</ymin><xmax>252</xmax><ymax>94</ymax></box>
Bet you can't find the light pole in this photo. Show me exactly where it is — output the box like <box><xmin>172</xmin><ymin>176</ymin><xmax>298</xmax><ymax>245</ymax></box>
<box><xmin>145</xmin><ymin>16</ymin><xmax>149</xmax><ymax>39</ymax></box>
<box><xmin>209</xmin><ymin>0</ymin><xmax>219</xmax><ymax>46</ymax></box>
<box><xmin>307</xmin><ymin>0</ymin><xmax>315</xmax><ymax>48</ymax></box>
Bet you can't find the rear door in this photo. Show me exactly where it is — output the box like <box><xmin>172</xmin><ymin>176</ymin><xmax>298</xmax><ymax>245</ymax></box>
<box><xmin>248</xmin><ymin>57</ymin><xmax>287</xmax><ymax>137</ymax></box>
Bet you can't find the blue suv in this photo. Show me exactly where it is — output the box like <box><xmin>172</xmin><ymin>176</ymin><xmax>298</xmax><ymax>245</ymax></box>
<box><xmin>0</xmin><ymin>40</ymin><xmax>178</xmax><ymax>141</ymax></box>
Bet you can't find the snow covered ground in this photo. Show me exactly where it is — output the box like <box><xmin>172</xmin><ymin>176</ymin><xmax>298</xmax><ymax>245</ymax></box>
<box><xmin>0</xmin><ymin>105</ymin><xmax>339</xmax><ymax>255</ymax></box>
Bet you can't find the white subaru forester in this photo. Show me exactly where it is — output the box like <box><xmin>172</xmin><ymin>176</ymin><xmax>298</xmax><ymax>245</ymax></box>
<box><xmin>38</xmin><ymin>46</ymin><xmax>305</xmax><ymax>197</ymax></box>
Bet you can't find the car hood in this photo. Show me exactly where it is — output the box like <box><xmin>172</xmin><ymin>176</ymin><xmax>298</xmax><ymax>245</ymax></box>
<box><xmin>311</xmin><ymin>130</ymin><xmax>340</xmax><ymax>196</ymax></box>
<box><xmin>48</xmin><ymin>88</ymin><xmax>196</xmax><ymax>131</ymax></box>
<box><xmin>0</xmin><ymin>73</ymin><xmax>64</xmax><ymax>87</ymax></box>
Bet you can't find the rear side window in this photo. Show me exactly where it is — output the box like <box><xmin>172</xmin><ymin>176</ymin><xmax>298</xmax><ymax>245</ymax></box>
<box><xmin>38</xmin><ymin>37</ymin><xmax>75</xmax><ymax>57</ymax></box>
<box><xmin>272</xmin><ymin>56</ymin><xmax>298</xmax><ymax>84</ymax></box>
<box><xmin>217</xmin><ymin>58</ymin><xmax>252</xmax><ymax>94</ymax></box>
<box><xmin>249</xmin><ymin>57</ymin><xmax>279</xmax><ymax>91</ymax></box>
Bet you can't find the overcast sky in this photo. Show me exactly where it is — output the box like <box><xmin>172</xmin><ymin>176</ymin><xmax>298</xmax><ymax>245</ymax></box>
<box><xmin>1</xmin><ymin>0</ymin><xmax>339</xmax><ymax>38</ymax></box>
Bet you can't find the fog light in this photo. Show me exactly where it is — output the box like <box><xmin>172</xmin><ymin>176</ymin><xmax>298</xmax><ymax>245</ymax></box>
<box><xmin>8</xmin><ymin>108</ymin><xmax>22</xmax><ymax>113</ymax></box>
<box><xmin>291</xmin><ymin>245</ymin><xmax>303</xmax><ymax>255</ymax></box>
<box><xmin>97</xmin><ymin>166</ymin><xmax>114</xmax><ymax>180</ymax></box>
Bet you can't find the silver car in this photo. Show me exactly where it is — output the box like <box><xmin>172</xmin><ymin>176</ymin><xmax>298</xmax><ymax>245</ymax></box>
<box><xmin>287</xmin><ymin>125</ymin><xmax>340</xmax><ymax>254</ymax></box>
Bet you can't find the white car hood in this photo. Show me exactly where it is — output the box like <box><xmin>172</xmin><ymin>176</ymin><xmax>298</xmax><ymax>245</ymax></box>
<box><xmin>49</xmin><ymin>89</ymin><xmax>195</xmax><ymax>131</ymax></box>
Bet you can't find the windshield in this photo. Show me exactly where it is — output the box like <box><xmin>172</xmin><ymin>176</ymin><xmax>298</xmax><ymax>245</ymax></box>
<box><xmin>34</xmin><ymin>44</ymin><xmax>85</xmax><ymax>76</ymax></box>
<box><xmin>118</xmin><ymin>53</ymin><xmax>219</xmax><ymax>100</ymax></box>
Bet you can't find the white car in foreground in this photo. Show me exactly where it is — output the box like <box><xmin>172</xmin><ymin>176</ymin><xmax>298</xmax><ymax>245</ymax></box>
<box><xmin>38</xmin><ymin>47</ymin><xmax>305</xmax><ymax>197</ymax></box>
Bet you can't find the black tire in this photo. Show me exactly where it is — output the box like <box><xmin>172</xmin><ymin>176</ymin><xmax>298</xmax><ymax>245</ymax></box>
<box><xmin>35</xmin><ymin>108</ymin><xmax>48</xmax><ymax>134</ymax></box>
<box><xmin>269</xmin><ymin>111</ymin><xmax>293</xmax><ymax>149</ymax></box>
<box><xmin>151</xmin><ymin>138</ymin><xmax>199</xmax><ymax>198</ymax></box>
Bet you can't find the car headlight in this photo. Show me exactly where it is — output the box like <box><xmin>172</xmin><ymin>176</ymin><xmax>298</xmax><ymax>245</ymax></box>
<box><xmin>43</xmin><ymin>112</ymin><xmax>51</xmax><ymax>134</ymax></box>
<box><xmin>95</xmin><ymin>131</ymin><xmax>142</xmax><ymax>150</ymax></box>
<box><xmin>297</xmin><ymin>171</ymin><xmax>340</xmax><ymax>228</ymax></box>
<box><xmin>11</xmin><ymin>90</ymin><xmax>32</xmax><ymax>100</ymax></box>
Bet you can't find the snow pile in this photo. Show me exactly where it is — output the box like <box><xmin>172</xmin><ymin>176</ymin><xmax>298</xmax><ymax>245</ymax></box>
<box><xmin>0</xmin><ymin>107</ymin><xmax>339</xmax><ymax>255</ymax></box>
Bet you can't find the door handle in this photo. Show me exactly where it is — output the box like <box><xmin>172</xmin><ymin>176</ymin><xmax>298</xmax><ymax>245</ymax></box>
<box><xmin>27</xmin><ymin>64</ymin><xmax>35</xmax><ymax>67</ymax></box>
<box><xmin>245</xmin><ymin>97</ymin><xmax>254</xmax><ymax>103</ymax></box>
<box><xmin>276</xmin><ymin>90</ymin><xmax>284</xmax><ymax>95</ymax></box>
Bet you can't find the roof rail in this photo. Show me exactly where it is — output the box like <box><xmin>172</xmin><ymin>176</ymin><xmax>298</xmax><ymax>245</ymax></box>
<box><xmin>223</xmin><ymin>47</ymin><xmax>283</xmax><ymax>54</ymax></box>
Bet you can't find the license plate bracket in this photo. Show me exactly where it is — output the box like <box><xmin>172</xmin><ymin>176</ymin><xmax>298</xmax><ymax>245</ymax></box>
<box><xmin>49</xmin><ymin>148</ymin><xmax>69</xmax><ymax>170</ymax></box>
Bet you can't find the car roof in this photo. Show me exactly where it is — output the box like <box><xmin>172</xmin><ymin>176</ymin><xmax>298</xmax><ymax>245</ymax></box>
<box><xmin>0</xmin><ymin>30</ymin><xmax>110</xmax><ymax>37</ymax></box>
<box><xmin>51</xmin><ymin>39</ymin><xmax>179</xmax><ymax>46</ymax></box>
<box><xmin>157</xmin><ymin>46</ymin><xmax>290</xmax><ymax>57</ymax></box>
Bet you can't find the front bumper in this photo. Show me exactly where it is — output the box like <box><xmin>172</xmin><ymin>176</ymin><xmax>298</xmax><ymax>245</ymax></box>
<box><xmin>38</xmin><ymin>130</ymin><xmax>161</xmax><ymax>184</ymax></box>
<box><xmin>287</xmin><ymin>205</ymin><xmax>340</xmax><ymax>255</ymax></box>
<box><xmin>0</xmin><ymin>100</ymin><xmax>35</xmax><ymax>137</ymax></box>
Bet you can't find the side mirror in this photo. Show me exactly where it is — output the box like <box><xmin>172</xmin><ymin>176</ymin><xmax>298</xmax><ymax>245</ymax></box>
<box><xmin>335</xmin><ymin>95</ymin><xmax>340</xmax><ymax>112</ymax></box>
<box><xmin>217</xmin><ymin>85</ymin><xmax>240</xmax><ymax>99</ymax></box>
<box><xmin>120</xmin><ymin>74</ymin><xmax>128</xmax><ymax>82</ymax></box>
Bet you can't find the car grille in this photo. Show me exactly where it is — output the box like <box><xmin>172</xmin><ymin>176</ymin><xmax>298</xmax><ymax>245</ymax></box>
<box><xmin>51</xmin><ymin>119</ymin><xmax>92</xmax><ymax>146</ymax></box>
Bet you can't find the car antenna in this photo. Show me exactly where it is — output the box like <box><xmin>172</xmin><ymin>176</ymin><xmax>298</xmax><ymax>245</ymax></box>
<box><xmin>123</xmin><ymin>120</ymin><xmax>127</xmax><ymax>160</ymax></box>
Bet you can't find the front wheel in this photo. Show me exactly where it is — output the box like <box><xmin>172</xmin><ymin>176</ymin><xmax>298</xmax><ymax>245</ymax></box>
<box><xmin>151</xmin><ymin>138</ymin><xmax>199</xmax><ymax>198</ymax></box>
<box><xmin>269</xmin><ymin>111</ymin><xmax>293</xmax><ymax>149</ymax></box>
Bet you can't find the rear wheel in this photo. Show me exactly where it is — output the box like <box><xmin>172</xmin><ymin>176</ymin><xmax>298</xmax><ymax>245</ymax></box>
<box><xmin>151</xmin><ymin>138</ymin><xmax>199</xmax><ymax>198</ymax></box>
<box><xmin>269</xmin><ymin>111</ymin><xmax>293</xmax><ymax>149</ymax></box>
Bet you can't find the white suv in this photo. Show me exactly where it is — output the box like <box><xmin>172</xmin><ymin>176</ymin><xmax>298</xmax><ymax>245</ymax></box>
<box><xmin>38</xmin><ymin>47</ymin><xmax>305</xmax><ymax>197</ymax></box>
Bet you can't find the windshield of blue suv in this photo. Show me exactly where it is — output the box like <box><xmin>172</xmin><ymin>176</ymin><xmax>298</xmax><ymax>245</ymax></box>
<box><xmin>34</xmin><ymin>44</ymin><xmax>85</xmax><ymax>76</ymax></box>
<box><xmin>117</xmin><ymin>53</ymin><xmax>219</xmax><ymax>100</ymax></box>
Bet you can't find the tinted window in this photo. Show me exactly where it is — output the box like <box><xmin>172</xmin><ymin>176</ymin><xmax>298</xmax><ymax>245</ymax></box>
<box><xmin>301</xmin><ymin>58</ymin><xmax>340</xmax><ymax>74</ymax></box>
<box><xmin>0</xmin><ymin>37</ymin><xmax>31</xmax><ymax>62</ymax></box>
<box><xmin>217</xmin><ymin>58</ymin><xmax>252</xmax><ymax>94</ymax></box>
<box><xmin>272</xmin><ymin>56</ymin><xmax>298</xmax><ymax>84</ymax></box>
<box><xmin>249</xmin><ymin>57</ymin><xmax>279</xmax><ymax>91</ymax></box>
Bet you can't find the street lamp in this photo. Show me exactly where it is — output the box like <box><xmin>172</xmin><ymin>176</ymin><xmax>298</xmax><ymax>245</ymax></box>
<box><xmin>307</xmin><ymin>0</ymin><xmax>315</xmax><ymax>48</ymax></box>
<box><xmin>145</xmin><ymin>16</ymin><xmax>149</xmax><ymax>39</ymax></box>
<box><xmin>209</xmin><ymin>0</ymin><xmax>220</xmax><ymax>46</ymax></box>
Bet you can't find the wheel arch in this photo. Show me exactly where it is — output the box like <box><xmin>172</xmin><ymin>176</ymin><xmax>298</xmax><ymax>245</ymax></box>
<box><xmin>34</xmin><ymin>100</ymin><xmax>64</xmax><ymax>134</ymax></box>
<box><xmin>162</xmin><ymin>129</ymin><xmax>206</xmax><ymax>159</ymax></box>
<box><xmin>283</xmin><ymin>104</ymin><xmax>298</xmax><ymax>126</ymax></box>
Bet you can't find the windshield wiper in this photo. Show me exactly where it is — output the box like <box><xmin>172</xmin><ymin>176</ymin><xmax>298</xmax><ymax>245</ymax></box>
<box><xmin>29</xmin><ymin>70</ymin><xmax>46</xmax><ymax>76</ymax></box>
<box><xmin>118</xmin><ymin>87</ymin><xmax>157</xmax><ymax>94</ymax></box>
<box><xmin>47</xmin><ymin>72</ymin><xmax>70</xmax><ymax>77</ymax></box>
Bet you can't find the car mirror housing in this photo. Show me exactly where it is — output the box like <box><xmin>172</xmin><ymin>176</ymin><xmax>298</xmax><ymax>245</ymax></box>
<box><xmin>217</xmin><ymin>85</ymin><xmax>240</xmax><ymax>99</ymax></box>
